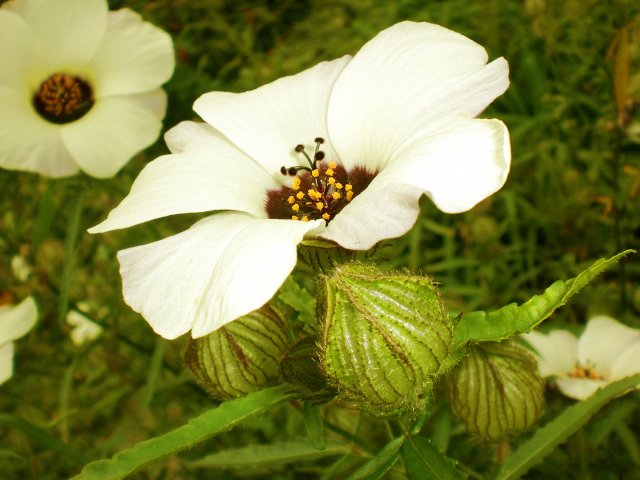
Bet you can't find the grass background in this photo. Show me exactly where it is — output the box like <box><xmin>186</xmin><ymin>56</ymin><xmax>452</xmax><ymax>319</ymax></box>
<box><xmin>1</xmin><ymin>0</ymin><xmax>639</xmax><ymax>478</ymax></box>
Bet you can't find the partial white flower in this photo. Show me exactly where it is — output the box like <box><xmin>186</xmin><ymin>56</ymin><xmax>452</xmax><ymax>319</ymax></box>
<box><xmin>0</xmin><ymin>0</ymin><xmax>174</xmax><ymax>178</ymax></box>
<box><xmin>91</xmin><ymin>21</ymin><xmax>511</xmax><ymax>339</ymax></box>
<box><xmin>522</xmin><ymin>316</ymin><xmax>640</xmax><ymax>400</ymax></box>
<box><xmin>0</xmin><ymin>296</ymin><xmax>38</xmax><ymax>385</ymax></box>
<box><xmin>66</xmin><ymin>309</ymin><xmax>103</xmax><ymax>346</ymax></box>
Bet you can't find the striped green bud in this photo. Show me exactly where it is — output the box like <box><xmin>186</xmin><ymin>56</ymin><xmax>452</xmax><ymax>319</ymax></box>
<box><xmin>184</xmin><ymin>305</ymin><xmax>290</xmax><ymax>400</ymax></box>
<box><xmin>449</xmin><ymin>341</ymin><xmax>544</xmax><ymax>442</ymax></box>
<box><xmin>319</xmin><ymin>263</ymin><xmax>454</xmax><ymax>416</ymax></box>
<box><xmin>280</xmin><ymin>336</ymin><xmax>327</xmax><ymax>392</ymax></box>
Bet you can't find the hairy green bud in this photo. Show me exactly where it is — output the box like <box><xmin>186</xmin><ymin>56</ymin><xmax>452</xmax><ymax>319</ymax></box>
<box><xmin>319</xmin><ymin>263</ymin><xmax>454</xmax><ymax>415</ymax></box>
<box><xmin>184</xmin><ymin>305</ymin><xmax>290</xmax><ymax>400</ymax></box>
<box><xmin>280</xmin><ymin>336</ymin><xmax>327</xmax><ymax>392</ymax></box>
<box><xmin>449</xmin><ymin>341</ymin><xmax>544</xmax><ymax>442</ymax></box>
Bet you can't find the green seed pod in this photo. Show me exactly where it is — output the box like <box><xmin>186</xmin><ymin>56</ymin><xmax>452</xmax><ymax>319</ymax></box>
<box><xmin>449</xmin><ymin>341</ymin><xmax>544</xmax><ymax>442</ymax></box>
<box><xmin>319</xmin><ymin>263</ymin><xmax>454</xmax><ymax>416</ymax></box>
<box><xmin>184</xmin><ymin>305</ymin><xmax>290</xmax><ymax>400</ymax></box>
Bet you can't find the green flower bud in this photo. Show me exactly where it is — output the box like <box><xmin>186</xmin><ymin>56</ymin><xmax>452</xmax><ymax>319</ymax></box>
<box><xmin>184</xmin><ymin>305</ymin><xmax>290</xmax><ymax>400</ymax></box>
<box><xmin>319</xmin><ymin>263</ymin><xmax>454</xmax><ymax>416</ymax></box>
<box><xmin>449</xmin><ymin>341</ymin><xmax>544</xmax><ymax>442</ymax></box>
<box><xmin>280</xmin><ymin>336</ymin><xmax>327</xmax><ymax>392</ymax></box>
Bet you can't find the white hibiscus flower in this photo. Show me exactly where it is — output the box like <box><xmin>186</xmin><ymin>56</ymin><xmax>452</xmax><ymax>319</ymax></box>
<box><xmin>0</xmin><ymin>0</ymin><xmax>174</xmax><ymax>178</ymax></box>
<box><xmin>1</xmin><ymin>297</ymin><xmax>38</xmax><ymax>385</ymax></box>
<box><xmin>90</xmin><ymin>21</ymin><xmax>511</xmax><ymax>339</ymax></box>
<box><xmin>522</xmin><ymin>316</ymin><xmax>640</xmax><ymax>400</ymax></box>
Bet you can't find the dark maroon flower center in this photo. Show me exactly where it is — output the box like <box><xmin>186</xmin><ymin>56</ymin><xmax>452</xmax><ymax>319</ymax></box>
<box><xmin>265</xmin><ymin>138</ymin><xmax>375</xmax><ymax>223</ymax></box>
<box><xmin>33</xmin><ymin>73</ymin><xmax>94</xmax><ymax>124</ymax></box>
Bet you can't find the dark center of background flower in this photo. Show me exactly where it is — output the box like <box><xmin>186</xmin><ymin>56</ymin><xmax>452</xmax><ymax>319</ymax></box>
<box><xmin>265</xmin><ymin>138</ymin><xmax>375</xmax><ymax>223</ymax></box>
<box><xmin>33</xmin><ymin>73</ymin><xmax>94</xmax><ymax>124</ymax></box>
<box><xmin>567</xmin><ymin>364</ymin><xmax>604</xmax><ymax>380</ymax></box>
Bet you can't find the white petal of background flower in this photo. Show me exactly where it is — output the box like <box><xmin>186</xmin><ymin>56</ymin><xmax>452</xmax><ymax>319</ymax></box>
<box><xmin>577</xmin><ymin>316</ymin><xmax>640</xmax><ymax>378</ymax></box>
<box><xmin>320</xmin><ymin>174</ymin><xmax>423</xmax><ymax>250</ymax></box>
<box><xmin>522</xmin><ymin>330</ymin><xmax>578</xmax><ymax>377</ymax></box>
<box><xmin>383</xmin><ymin>117</ymin><xmax>511</xmax><ymax>213</ymax></box>
<box><xmin>609</xmin><ymin>339</ymin><xmax>640</xmax><ymax>381</ymax></box>
<box><xmin>194</xmin><ymin>56</ymin><xmax>351</xmax><ymax>177</ymax></box>
<box><xmin>0</xmin><ymin>342</ymin><xmax>15</xmax><ymax>385</ymax></box>
<box><xmin>0</xmin><ymin>9</ymin><xmax>36</xmax><ymax>91</ymax></box>
<box><xmin>0</xmin><ymin>297</ymin><xmax>38</xmax><ymax>345</ymax></box>
<box><xmin>0</xmin><ymin>85</ymin><xmax>79</xmax><ymax>176</ymax></box>
<box><xmin>555</xmin><ymin>378</ymin><xmax>608</xmax><ymax>401</ymax></box>
<box><xmin>117</xmin><ymin>213</ymin><xmax>324</xmax><ymax>339</ymax></box>
<box><xmin>89</xmin><ymin>133</ymin><xmax>276</xmax><ymax>233</ymax></box>
<box><xmin>60</xmin><ymin>89</ymin><xmax>167</xmax><ymax>178</ymax></box>
<box><xmin>16</xmin><ymin>0</ymin><xmax>108</xmax><ymax>75</ymax></box>
<box><xmin>90</xmin><ymin>8</ymin><xmax>175</xmax><ymax>97</ymax></box>
<box><xmin>327</xmin><ymin>21</ymin><xmax>509</xmax><ymax>173</ymax></box>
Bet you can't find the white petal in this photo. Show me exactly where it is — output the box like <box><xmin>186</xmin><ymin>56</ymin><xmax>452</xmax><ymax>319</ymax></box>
<box><xmin>165</xmin><ymin>120</ymin><xmax>233</xmax><ymax>154</ymax></box>
<box><xmin>0</xmin><ymin>342</ymin><xmax>15</xmax><ymax>385</ymax></box>
<box><xmin>327</xmin><ymin>21</ymin><xmax>509</xmax><ymax>173</ymax></box>
<box><xmin>90</xmin><ymin>9</ymin><xmax>174</xmax><ymax>97</ymax></box>
<box><xmin>0</xmin><ymin>297</ymin><xmax>38</xmax><ymax>345</ymax></box>
<box><xmin>610</xmin><ymin>339</ymin><xmax>640</xmax><ymax>381</ymax></box>
<box><xmin>0</xmin><ymin>85</ymin><xmax>79</xmax><ymax>177</ymax></box>
<box><xmin>0</xmin><ymin>9</ymin><xmax>36</xmax><ymax>90</ymax></box>
<box><xmin>577</xmin><ymin>316</ymin><xmax>640</xmax><ymax>377</ymax></box>
<box><xmin>89</xmin><ymin>134</ymin><xmax>277</xmax><ymax>233</ymax></box>
<box><xmin>17</xmin><ymin>0</ymin><xmax>108</xmax><ymax>73</ymax></box>
<box><xmin>320</xmin><ymin>174</ymin><xmax>422</xmax><ymax>250</ymax></box>
<box><xmin>117</xmin><ymin>213</ymin><xmax>325</xmax><ymax>339</ymax></box>
<box><xmin>194</xmin><ymin>56</ymin><xmax>351</xmax><ymax>176</ymax></box>
<box><xmin>60</xmin><ymin>89</ymin><xmax>167</xmax><ymax>178</ymax></box>
<box><xmin>66</xmin><ymin>311</ymin><xmax>102</xmax><ymax>346</ymax></box>
<box><xmin>382</xmin><ymin>118</ymin><xmax>510</xmax><ymax>213</ymax></box>
<box><xmin>521</xmin><ymin>330</ymin><xmax>578</xmax><ymax>378</ymax></box>
<box><xmin>555</xmin><ymin>378</ymin><xmax>607</xmax><ymax>401</ymax></box>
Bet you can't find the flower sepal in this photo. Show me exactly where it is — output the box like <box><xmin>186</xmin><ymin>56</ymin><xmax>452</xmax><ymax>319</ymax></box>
<box><xmin>318</xmin><ymin>263</ymin><xmax>455</xmax><ymax>416</ymax></box>
<box><xmin>448</xmin><ymin>341</ymin><xmax>544</xmax><ymax>442</ymax></box>
<box><xmin>184</xmin><ymin>304</ymin><xmax>291</xmax><ymax>400</ymax></box>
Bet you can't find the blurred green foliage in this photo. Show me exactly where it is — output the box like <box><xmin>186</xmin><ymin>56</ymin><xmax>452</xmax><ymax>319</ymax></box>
<box><xmin>1</xmin><ymin>0</ymin><xmax>640</xmax><ymax>478</ymax></box>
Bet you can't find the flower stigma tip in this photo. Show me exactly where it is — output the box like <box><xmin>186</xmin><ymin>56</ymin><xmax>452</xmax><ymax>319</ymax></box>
<box><xmin>33</xmin><ymin>73</ymin><xmax>94</xmax><ymax>124</ymax></box>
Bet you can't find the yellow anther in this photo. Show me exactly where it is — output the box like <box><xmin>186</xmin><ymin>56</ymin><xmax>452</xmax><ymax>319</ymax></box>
<box><xmin>331</xmin><ymin>192</ymin><xmax>341</xmax><ymax>200</ymax></box>
<box><xmin>325</xmin><ymin>168</ymin><xmax>334</xmax><ymax>176</ymax></box>
<box><xmin>312</xmin><ymin>169</ymin><xmax>320</xmax><ymax>177</ymax></box>
<box><xmin>315</xmin><ymin>202</ymin><xmax>324</xmax><ymax>210</ymax></box>
<box><xmin>308</xmin><ymin>189</ymin><xmax>321</xmax><ymax>200</ymax></box>
<box><xmin>336</xmin><ymin>182</ymin><xmax>343</xmax><ymax>189</ymax></box>
<box><xmin>328</xmin><ymin>162</ymin><xmax>337</xmax><ymax>169</ymax></box>
<box><xmin>292</xmin><ymin>204</ymin><xmax>300</xmax><ymax>212</ymax></box>
<box><xmin>346</xmin><ymin>191</ymin><xmax>354</xmax><ymax>201</ymax></box>
<box><xmin>296</xmin><ymin>191</ymin><xmax>305</xmax><ymax>200</ymax></box>
<box><xmin>287</xmin><ymin>195</ymin><xmax>295</xmax><ymax>204</ymax></box>
<box><xmin>292</xmin><ymin>178</ymin><xmax>301</xmax><ymax>191</ymax></box>
<box><xmin>345</xmin><ymin>184</ymin><xmax>352</xmax><ymax>191</ymax></box>
<box><xmin>291</xmin><ymin>215</ymin><xmax>299</xmax><ymax>221</ymax></box>
<box><xmin>322</xmin><ymin>213</ymin><xmax>330</xmax><ymax>221</ymax></box>
<box><xmin>302</xmin><ymin>216</ymin><xmax>309</xmax><ymax>222</ymax></box>
<box><xmin>328</xmin><ymin>177</ymin><xmax>336</xmax><ymax>185</ymax></box>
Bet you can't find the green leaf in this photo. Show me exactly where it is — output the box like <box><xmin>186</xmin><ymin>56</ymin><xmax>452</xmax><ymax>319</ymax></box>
<box><xmin>453</xmin><ymin>250</ymin><xmax>635</xmax><ymax>346</ymax></box>
<box><xmin>72</xmin><ymin>385</ymin><xmax>295</xmax><ymax>480</ymax></box>
<box><xmin>347</xmin><ymin>436</ymin><xmax>404</xmax><ymax>480</ymax></box>
<box><xmin>401</xmin><ymin>436</ymin><xmax>465</xmax><ymax>480</ymax></box>
<box><xmin>496</xmin><ymin>373</ymin><xmax>640</xmax><ymax>480</ymax></box>
<box><xmin>187</xmin><ymin>440</ymin><xmax>349</xmax><ymax>469</ymax></box>
<box><xmin>278</xmin><ymin>276</ymin><xmax>316</xmax><ymax>324</ymax></box>
<box><xmin>303</xmin><ymin>400</ymin><xmax>326</xmax><ymax>449</ymax></box>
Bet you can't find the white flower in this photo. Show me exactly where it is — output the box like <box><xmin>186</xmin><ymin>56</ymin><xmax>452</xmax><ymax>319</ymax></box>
<box><xmin>11</xmin><ymin>254</ymin><xmax>32</xmax><ymax>282</ymax></box>
<box><xmin>0</xmin><ymin>296</ymin><xmax>38</xmax><ymax>385</ymax></box>
<box><xmin>90</xmin><ymin>21</ymin><xmax>511</xmax><ymax>339</ymax></box>
<box><xmin>522</xmin><ymin>316</ymin><xmax>640</xmax><ymax>400</ymax></box>
<box><xmin>0</xmin><ymin>0</ymin><xmax>174</xmax><ymax>178</ymax></box>
<box><xmin>66</xmin><ymin>309</ymin><xmax>103</xmax><ymax>346</ymax></box>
